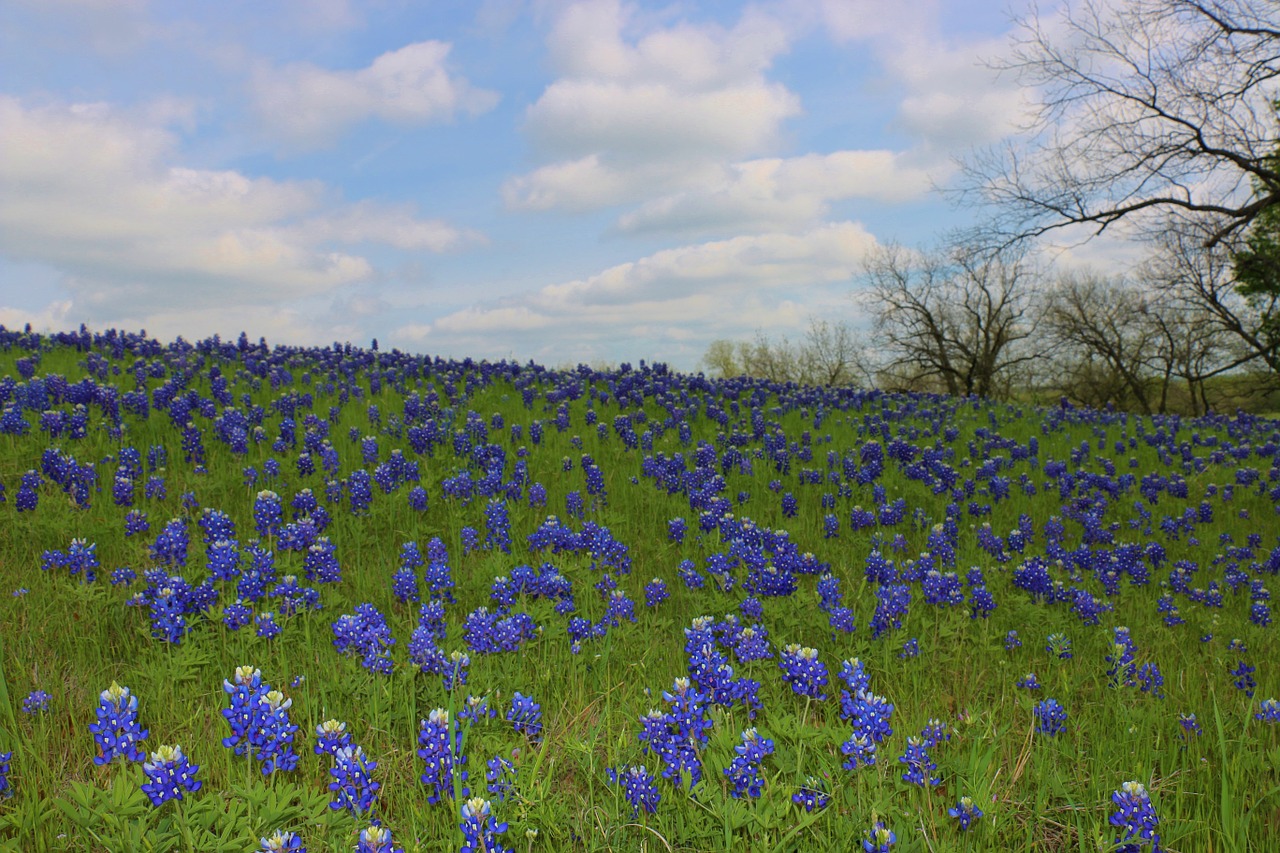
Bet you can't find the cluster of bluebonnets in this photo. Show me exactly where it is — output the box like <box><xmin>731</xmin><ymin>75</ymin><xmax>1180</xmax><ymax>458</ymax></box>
<box><xmin>0</xmin><ymin>325</ymin><xmax>1277</xmax><ymax>850</ymax></box>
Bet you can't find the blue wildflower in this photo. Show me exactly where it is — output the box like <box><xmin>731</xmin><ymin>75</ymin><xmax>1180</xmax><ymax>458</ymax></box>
<box><xmin>779</xmin><ymin>644</ymin><xmax>828</xmax><ymax>700</ymax></box>
<box><xmin>327</xmin><ymin>745</ymin><xmax>380</xmax><ymax>817</ymax></box>
<box><xmin>141</xmin><ymin>744</ymin><xmax>202</xmax><ymax>806</ymax></box>
<box><xmin>607</xmin><ymin>765</ymin><xmax>660</xmax><ymax>817</ymax></box>
<box><xmin>90</xmin><ymin>682</ymin><xmax>148</xmax><ymax>765</ymax></box>
<box><xmin>1109</xmin><ymin>781</ymin><xmax>1161</xmax><ymax>852</ymax></box>
<box><xmin>507</xmin><ymin>692</ymin><xmax>543</xmax><ymax>744</ymax></box>
<box><xmin>22</xmin><ymin>690</ymin><xmax>51</xmax><ymax>714</ymax></box>
<box><xmin>863</xmin><ymin>820</ymin><xmax>896</xmax><ymax>853</ymax></box>
<box><xmin>356</xmin><ymin>824</ymin><xmax>401</xmax><ymax>853</ymax></box>
<box><xmin>948</xmin><ymin>795</ymin><xmax>983</xmax><ymax>831</ymax></box>
<box><xmin>460</xmin><ymin>796</ymin><xmax>512</xmax><ymax>853</ymax></box>
<box><xmin>259</xmin><ymin>829</ymin><xmax>305</xmax><ymax>852</ymax></box>
<box><xmin>792</xmin><ymin>776</ymin><xmax>830</xmax><ymax>812</ymax></box>
<box><xmin>724</xmin><ymin>727</ymin><xmax>774</xmax><ymax>799</ymax></box>
<box><xmin>1034</xmin><ymin>698</ymin><xmax>1068</xmax><ymax>736</ymax></box>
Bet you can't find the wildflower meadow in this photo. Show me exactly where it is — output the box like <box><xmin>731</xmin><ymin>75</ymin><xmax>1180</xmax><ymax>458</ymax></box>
<box><xmin>0</xmin><ymin>326</ymin><xmax>1277</xmax><ymax>851</ymax></box>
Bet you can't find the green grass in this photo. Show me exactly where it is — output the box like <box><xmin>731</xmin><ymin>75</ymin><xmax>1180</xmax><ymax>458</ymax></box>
<box><xmin>0</xmin><ymin>333</ymin><xmax>1276</xmax><ymax>851</ymax></box>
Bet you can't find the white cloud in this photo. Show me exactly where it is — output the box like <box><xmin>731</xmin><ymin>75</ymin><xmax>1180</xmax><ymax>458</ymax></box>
<box><xmin>817</xmin><ymin>0</ymin><xmax>937</xmax><ymax>42</ymax></box>
<box><xmin>504</xmin><ymin>0</ymin><xmax>799</xmax><ymax>211</ymax></box>
<box><xmin>291</xmin><ymin>201</ymin><xmax>485</xmax><ymax>252</ymax></box>
<box><xmin>0</xmin><ymin>299</ymin><xmax>77</xmax><ymax>333</ymax></box>
<box><xmin>616</xmin><ymin>150</ymin><xmax>935</xmax><ymax>235</ymax></box>
<box><xmin>251</xmin><ymin>41</ymin><xmax>500</xmax><ymax>149</ymax></box>
<box><xmin>397</xmin><ymin>222</ymin><xmax>878</xmax><ymax>362</ymax></box>
<box><xmin>0</xmin><ymin>96</ymin><xmax>478</xmax><ymax>323</ymax></box>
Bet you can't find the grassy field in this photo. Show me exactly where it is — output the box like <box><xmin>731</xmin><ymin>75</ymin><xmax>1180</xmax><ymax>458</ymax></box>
<box><xmin>0</xmin><ymin>327</ymin><xmax>1277</xmax><ymax>852</ymax></box>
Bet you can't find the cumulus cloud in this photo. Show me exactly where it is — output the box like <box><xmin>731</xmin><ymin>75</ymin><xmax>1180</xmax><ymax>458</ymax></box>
<box><xmin>251</xmin><ymin>41</ymin><xmax>500</xmax><ymax>149</ymax></box>
<box><xmin>504</xmin><ymin>0</ymin><xmax>799</xmax><ymax>212</ymax></box>
<box><xmin>616</xmin><ymin>150</ymin><xmax>935</xmax><ymax>236</ymax></box>
<box><xmin>396</xmin><ymin>222</ymin><xmax>879</xmax><ymax>363</ymax></box>
<box><xmin>0</xmin><ymin>96</ymin><xmax>478</xmax><ymax>324</ymax></box>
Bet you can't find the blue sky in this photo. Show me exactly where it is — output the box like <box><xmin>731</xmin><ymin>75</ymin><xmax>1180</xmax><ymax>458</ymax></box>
<box><xmin>0</xmin><ymin>0</ymin><xmax>1058</xmax><ymax>369</ymax></box>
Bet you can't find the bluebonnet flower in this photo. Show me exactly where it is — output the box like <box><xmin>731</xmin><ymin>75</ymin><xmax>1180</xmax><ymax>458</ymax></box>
<box><xmin>1046</xmin><ymin>633</ymin><xmax>1072</xmax><ymax>660</ymax></box>
<box><xmin>1230</xmin><ymin>661</ymin><xmax>1256</xmax><ymax>697</ymax></box>
<box><xmin>838</xmin><ymin>658</ymin><xmax>871</xmax><ymax>699</ymax></box>
<box><xmin>259</xmin><ymin>829</ymin><xmax>305</xmax><ymax>852</ymax></box>
<box><xmin>356</xmin><ymin>824</ymin><xmax>401</xmax><ymax>853</ymax></box>
<box><xmin>332</xmin><ymin>604</ymin><xmax>396</xmax><ymax>674</ymax></box>
<box><xmin>845</xmin><ymin>689</ymin><xmax>895</xmax><ymax>746</ymax></box>
<box><xmin>899</xmin><ymin>638</ymin><xmax>919</xmax><ymax>659</ymax></box>
<box><xmin>328</xmin><ymin>745</ymin><xmax>380</xmax><ymax>817</ymax></box>
<box><xmin>508</xmin><ymin>692</ymin><xmax>543</xmax><ymax>743</ymax></box>
<box><xmin>0</xmin><ymin>751</ymin><xmax>10</xmax><ymax>799</ymax></box>
<box><xmin>792</xmin><ymin>776</ymin><xmax>830</xmax><ymax>812</ymax></box>
<box><xmin>22</xmin><ymin>690</ymin><xmax>51</xmax><ymax>714</ymax></box>
<box><xmin>256</xmin><ymin>612</ymin><xmax>281</xmax><ymax>639</ymax></box>
<box><xmin>150</xmin><ymin>519</ymin><xmax>190</xmax><ymax>569</ymax></box>
<box><xmin>443</xmin><ymin>651</ymin><xmax>470</xmax><ymax>691</ymax></box>
<box><xmin>418</xmin><ymin>709</ymin><xmax>468</xmax><ymax>804</ymax></box>
<box><xmin>141</xmin><ymin>745</ymin><xmax>202</xmax><ymax>806</ymax></box>
<box><xmin>1017</xmin><ymin>673</ymin><xmax>1042</xmax><ymax>690</ymax></box>
<box><xmin>869</xmin><ymin>583</ymin><xmax>910</xmax><ymax>638</ymax></box>
<box><xmin>779</xmin><ymin>644</ymin><xmax>828</xmax><ymax>700</ymax></box>
<box><xmin>899</xmin><ymin>736</ymin><xmax>940</xmax><ymax>787</ymax></box>
<box><xmin>1107</xmin><ymin>627</ymin><xmax>1138</xmax><ymax>688</ymax></box>
<box><xmin>459</xmin><ymin>694</ymin><xmax>497</xmax><ymax>725</ymax></box>
<box><xmin>1137</xmin><ymin>663</ymin><xmax>1165</xmax><ymax>699</ymax></box>
<box><xmin>315</xmin><ymin>720</ymin><xmax>352</xmax><ymax>757</ymax></box>
<box><xmin>124</xmin><ymin>509</ymin><xmax>150</xmax><ymax>537</ymax></box>
<box><xmin>948</xmin><ymin>795</ymin><xmax>983</xmax><ymax>830</ymax></box>
<box><xmin>731</xmin><ymin>626</ymin><xmax>772</xmax><ymax>663</ymax></box>
<box><xmin>222</xmin><ymin>666</ymin><xmax>266</xmax><ymax>754</ymax></box>
<box><xmin>1005</xmin><ymin>630</ymin><xmax>1022</xmax><ymax>651</ymax></box>
<box><xmin>1110</xmin><ymin>781</ymin><xmax>1162</xmax><ymax>852</ymax></box>
<box><xmin>920</xmin><ymin>718</ymin><xmax>951</xmax><ymax>748</ymax></box>
<box><xmin>254</xmin><ymin>491</ymin><xmax>283</xmax><ymax>539</ymax></box>
<box><xmin>863</xmin><ymin>820</ymin><xmax>896</xmax><ymax>853</ymax></box>
<box><xmin>1034</xmin><ymin>698</ymin><xmax>1068</xmax><ymax>736</ymax></box>
<box><xmin>250</xmin><ymin>689</ymin><xmax>300</xmax><ymax>774</ymax></box>
<box><xmin>16</xmin><ymin>470</ymin><xmax>40</xmax><ymax>512</ymax></box>
<box><xmin>725</xmin><ymin>727</ymin><xmax>774</xmax><ymax>798</ymax></box>
<box><xmin>148</xmin><ymin>585</ymin><xmax>188</xmax><ymax>644</ymax></box>
<box><xmin>223</xmin><ymin>600</ymin><xmax>253</xmax><ymax>631</ymax></box>
<box><xmin>1255</xmin><ymin>698</ymin><xmax>1280</xmax><ymax>723</ymax></box>
<box><xmin>90</xmin><ymin>682</ymin><xmax>148</xmax><ymax>765</ymax></box>
<box><xmin>643</xmin><ymin>578</ymin><xmax>669</xmax><ymax>607</ymax></box>
<box><xmin>839</xmin><ymin>728</ymin><xmax>877</xmax><ymax>771</ymax></box>
<box><xmin>607</xmin><ymin>765</ymin><xmax>660</xmax><ymax>817</ymax></box>
<box><xmin>1177</xmin><ymin>713</ymin><xmax>1202</xmax><ymax>741</ymax></box>
<box><xmin>460</xmin><ymin>797</ymin><xmax>512</xmax><ymax>853</ymax></box>
<box><xmin>485</xmin><ymin>755</ymin><xmax>517</xmax><ymax>801</ymax></box>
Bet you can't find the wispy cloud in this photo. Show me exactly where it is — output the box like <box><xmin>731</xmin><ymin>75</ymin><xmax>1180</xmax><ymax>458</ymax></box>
<box><xmin>397</xmin><ymin>221</ymin><xmax>879</xmax><ymax>362</ymax></box>
<box><xmin>251</xmin><ymin>41</ymin><xmax>500</xmax><ymax>150</ymax></box>
<box><xmin>0</xmin><ymin>96</ymin><xmax>479</xmax><ymax>323</ymax></box>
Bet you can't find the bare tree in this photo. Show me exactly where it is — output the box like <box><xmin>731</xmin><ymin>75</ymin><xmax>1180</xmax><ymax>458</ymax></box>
<box><xmin>1145</xmin><ymin>217</ymin><xmax>1280</xmax><ymax>378</ymax></box>
<box><xmin>1041</xmin><ymin>270</ymin><xmax>1239</xmax><ymax>413</ymax></box>
<box><xmin>702</xmin><ymin>319</ymin><xmax>872</xmax><ymax>386</ymax></box>
<box><xmin>960</xmin><ymin>0</ymin><xmax>1280</xmax><ymax>248</ymax></box>
<box><xmin>1043</xmin><ymin>273</ymin><xmax>1162</xmax><ymax>411</ymax></box>
<box><xmin>796</xmin><ymin>319</ymin><xmax>872</xmax><ymax>387</ymax></box>
<box><xmin>860</xmin><ymin>243</ymin><xmax>1044</xmax><ymax>399</ymax></box>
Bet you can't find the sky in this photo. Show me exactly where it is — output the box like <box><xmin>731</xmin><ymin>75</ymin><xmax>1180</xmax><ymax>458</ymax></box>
<box><xmin>0</xmin><ymin>0</ymin><xmax>1085</xmax><ymax>370</ymax></box>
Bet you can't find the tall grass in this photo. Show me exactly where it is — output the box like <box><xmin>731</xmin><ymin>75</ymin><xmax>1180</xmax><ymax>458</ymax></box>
<box><xmin>0</xmin><ymin>332</ymin><xmax>1275</xmax><ymax>851</ymax></box>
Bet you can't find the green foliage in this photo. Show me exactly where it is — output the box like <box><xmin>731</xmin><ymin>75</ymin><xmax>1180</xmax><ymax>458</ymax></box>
<box><xmin>0</xmin><ymin>333</ymin><xmax>1276</xmax><ymax>851</ymax></box>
